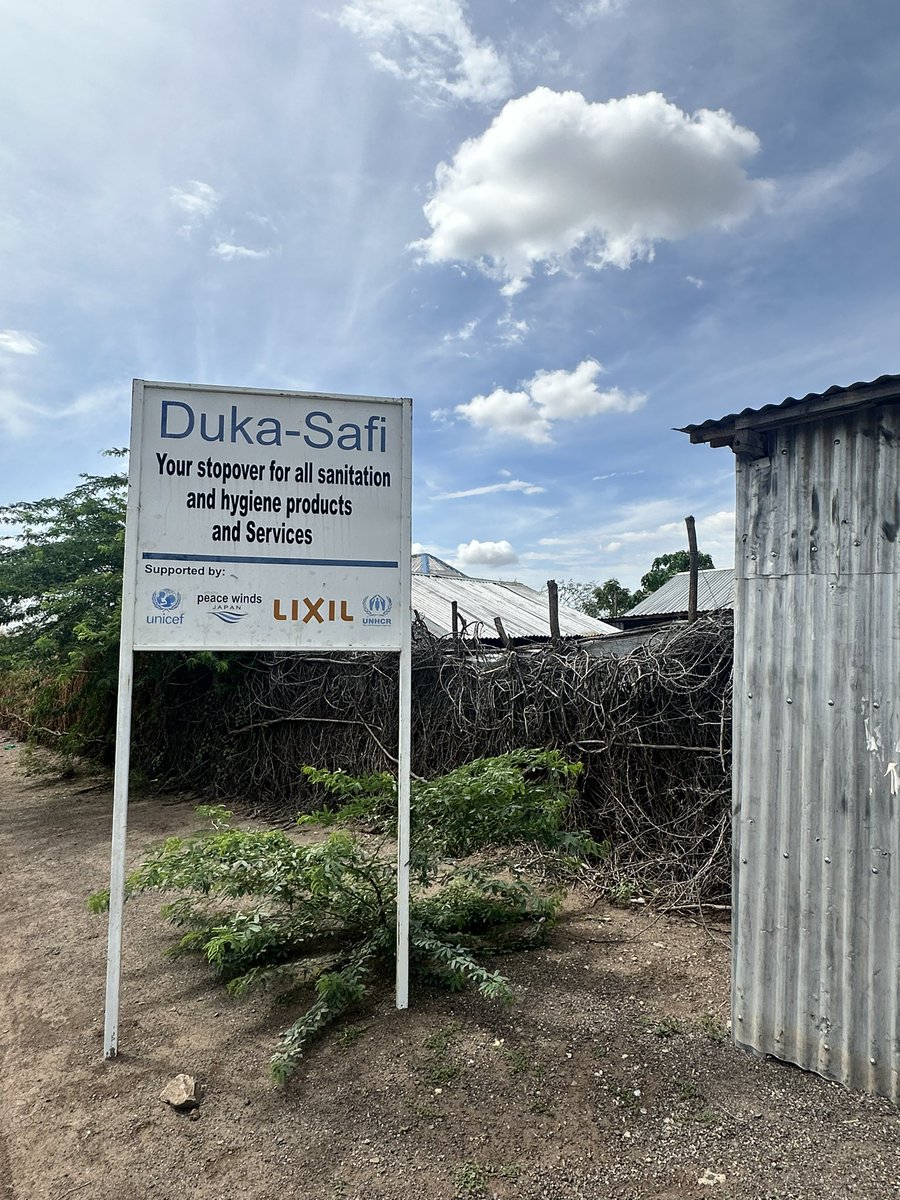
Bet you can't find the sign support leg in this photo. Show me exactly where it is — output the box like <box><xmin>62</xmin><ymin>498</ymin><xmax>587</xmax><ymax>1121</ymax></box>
<box><xmin>395</xmin><ymin>630</ymin><xmax>412</xmax><ymax>1009</ymax></box>
<box><xmin>103</xmin><ymin>639</ymin><xmax>135</xmax><ymax>1058</ymax></box>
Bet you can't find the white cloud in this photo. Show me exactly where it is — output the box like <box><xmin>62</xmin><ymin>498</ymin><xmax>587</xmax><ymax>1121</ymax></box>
<box><xmin>456</xmin><ymin>387</ymin><xmax>551</xmax><ymax>443</ymax></box>
<box><xmin>455</xmin><ymin>538</ymin><xmax>518</xmax><ymax>566</ymax></box>
<box><xmin>0</xmin><ymin>383</ymin><xmax>128</xmax><ymax>438</ymax></box>
<box><xmin>436</xmin><ymin>478</ymin><xmax>546</xmax><ymax>500</ymax></box>
<box><xmin>0</xmin><ymin>330</ymin><xmax>41</xmax><ymax>355</ymax></box>
<box><xmin>775</xmin><ymin>149</ymin><xmax>886</xmax><ymax>220</ymax></box>
<box><xmin>169</xmin><ymin>180</ymin><xmax>219</xmax><ymax>228</ymax></box>
<box><xmin>593</xmin><ymin>469</ymin><xmax>646</xmax><ymax>480</ymax></box>
<box><xmin>413</xmin><ymin>87</ymin><xmax>771</xmax><ymax>290</ymax></box>
<box><xmin>599</xmin><ymin>508</ymin><xmax>735</xmax><ymax>554</ymax></box>
<box><xmin>442</xmin><ymin>319</ymin><xmax>479</xmax><ymax>343</ymax></box>
<box><xmin>456</xmin><ymin>359</ymin><xmax>645</xmax><ymax>442</ymax></box>
<box><xmin>559</xmin><ymin>0</ymin><xmax>626</xmax><ymax>19</ymax></box>
<box><xmin>338</xmin><ymin>0</ymin><xmax>512</xmax><ymax>105</ymax></box>
<box><xmin>58</xmin><ymin>385</ymin><xmax>128</xmax><ymax>418</ymax></box>
<box><xmin>0</xmin><ymin>390</ymin><xmax>44</xmax><ymax>437</ymax></box>
<box><xmin>529</xmin><ymin>359</ymin><xmax>645</xmax><ymax>420</ymax></box>
<box><xmin>211</xmin><ymin>242</ymin><xmax>271</xmax><ymax>261</ymax></box>
<box><xmin>497</xmin><ymin>315</ymin><xmax>530</xmax><ymax>344</ymax></box>
<box><xmin>686</xmin><ymin>275</ymin><xmax>704</xmax><ymax>289</ymax></box>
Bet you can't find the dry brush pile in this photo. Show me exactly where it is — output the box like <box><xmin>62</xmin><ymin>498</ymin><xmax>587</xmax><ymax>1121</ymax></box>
<box><xmin>131</xmin><ymin>614</ymin><xmax>733</xmax><ymax>906</ymax></box>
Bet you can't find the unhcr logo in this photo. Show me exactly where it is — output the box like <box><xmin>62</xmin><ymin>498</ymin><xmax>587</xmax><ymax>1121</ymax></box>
<box><xmin>362</xmin><ymin>594</ymin><xmax>392</xmax><ymax>626</ymax></box>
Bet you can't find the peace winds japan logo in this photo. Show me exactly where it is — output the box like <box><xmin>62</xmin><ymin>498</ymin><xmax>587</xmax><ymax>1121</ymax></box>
<box><xmin>362</xmin><ymin>594</ymin><xmax>393</xmax><ymax>626</ymax></box>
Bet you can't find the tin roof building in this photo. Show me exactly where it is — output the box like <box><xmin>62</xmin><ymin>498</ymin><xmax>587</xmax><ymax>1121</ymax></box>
<box><xmin>410</xmin><ymin>554</ymin><xmax>616</xmax><ymax>641</ymax></box>
<box><xmin>612</xmin><ymin>568</ymin><xmax>734</xmax><ymax>629</ymax></box>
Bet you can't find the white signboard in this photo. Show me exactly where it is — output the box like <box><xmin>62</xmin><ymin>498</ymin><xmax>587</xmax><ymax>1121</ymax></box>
<box><xmin>130</xmin><ymin>381</ymin><xmax>410</xmax><ymax>651</ymax></box>
<box><xmin>104</xmin><ymin>380</ymin><xmax>412</xmax><ymax>1060</ymax></box>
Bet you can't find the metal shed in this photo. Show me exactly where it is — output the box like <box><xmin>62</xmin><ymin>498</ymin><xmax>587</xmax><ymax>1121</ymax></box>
<box><xmin>612</xmin><ymin>568</ymin><xmax>734</xmax><ymax>629</ymax></box>
<box><xmin>682</xmin><ymin>372</ymin><xmax>900</xmax><ymax>1102</ymax></box>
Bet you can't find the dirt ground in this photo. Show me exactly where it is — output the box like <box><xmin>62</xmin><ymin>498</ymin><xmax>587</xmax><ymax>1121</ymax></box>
<box><xmin>1</xmin><ymin>734</ymin><xmax>899</xmax><ymax>1200</ymax></box>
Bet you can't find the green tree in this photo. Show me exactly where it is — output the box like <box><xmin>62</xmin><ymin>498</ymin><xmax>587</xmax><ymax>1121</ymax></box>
<box><xmin>638</xmin><ymin>550</ymin><xmax>714</xmax><ymax>598</ymax></box>
<box><xmin>557</xmin><ymin>579</ymin><xmax>601</xmax><ymax>617</ymax></box>
<box><xmin>559</xmin><ymin>548</ymin><xmax>716</xmax><ymax>620</ymax></box>
<box><xmin>591</xmin><ymin>578</ymin><xmax>640</xmax><ymax>618</ymax></box>
<box><xmin>0</xmin><ymin>456</ymin><xmax>127</xmax><ymax>669</ymax></box>
<box><xmin>0</xmin><ymin>456</ymin><xmax>127</xmax><ymax>755</ymax></box>
<box><xmin>0</xmin><ymin>459</ymin><xmax>237</xmax><ymax>760</ymax></box>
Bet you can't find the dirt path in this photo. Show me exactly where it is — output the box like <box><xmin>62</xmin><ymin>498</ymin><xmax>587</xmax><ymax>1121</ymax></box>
<box><xmin>1</xmin><ymin>734</ymin><xmax>899</xmax><ymax>1200</ymax></box>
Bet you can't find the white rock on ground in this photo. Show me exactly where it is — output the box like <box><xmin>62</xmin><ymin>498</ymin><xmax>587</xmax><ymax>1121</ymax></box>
<box><xmin>159</xmin><ymin>1074</ymin><xmax>200</xmax><ymax>1110</ymax></box>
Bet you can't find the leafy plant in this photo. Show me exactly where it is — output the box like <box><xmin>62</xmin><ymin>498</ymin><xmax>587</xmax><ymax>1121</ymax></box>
<box><xmin>698</xmin><ymin>1011</ymin><xmax>729</xmax><ymax>1043</ymax></box>
<box><xmin>90</xmin><ymin>752</ymin><xmax>592</xmax><ymax>1083</ymax></box>
<box><xmin>502</xmin><ymin>1046</ymin><xmax>532</xmax><ymax>1077</ymax></box>
<box><xmin>454</xmin><ymin>1161</ymin><xmax>492</xmax><ymax>1197</ymax></box>
<box><xmin>651</xmin><ymin>1015</ymin><xmax>683</xmax><ymax>1038</ymax></box>
<box><xmin>421</xmin><ymin>1023</ymin><xmax>463</xmax><ymax>1085</ymax></box>
<box><xmin>302</xmin><ymin>749</ymin><xmax>607</xmax><ymax>869</ymax></box>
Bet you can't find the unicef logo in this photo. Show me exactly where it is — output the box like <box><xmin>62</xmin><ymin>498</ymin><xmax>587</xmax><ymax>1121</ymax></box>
<box><xmin>151</xmin><ymin>588</ymin><xmax>182</xmax><ymax>612</ymax></box>
<box><xmin>363</xmin><ymin>594</ymin><xmax>392</xmax><ymax>617</ymax></box>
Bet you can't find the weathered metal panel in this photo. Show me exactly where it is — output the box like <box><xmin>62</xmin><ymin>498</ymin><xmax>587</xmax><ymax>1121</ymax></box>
<box><xmin>732</xmin><ymin>407</ymin><xmax>900</xmax><ymax>1102</ymax></box>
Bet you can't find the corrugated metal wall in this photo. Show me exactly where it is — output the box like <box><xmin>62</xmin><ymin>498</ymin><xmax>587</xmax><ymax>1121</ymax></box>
<box><xmin>732</xmin><ymin>405</ymin><xmax>900</xmax><ymax>1102</ymax></box>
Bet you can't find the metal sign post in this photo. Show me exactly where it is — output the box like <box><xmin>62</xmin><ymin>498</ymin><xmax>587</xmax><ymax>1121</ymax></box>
<box><xmin>104</xmin><ymin>380</ymin><xmax>412</xmax><ymax>1057</ymax></box>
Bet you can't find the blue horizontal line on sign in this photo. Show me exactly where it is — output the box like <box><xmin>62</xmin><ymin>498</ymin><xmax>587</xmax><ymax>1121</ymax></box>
<box><xmin>142</xmin><ymin>552</ymin><xmax>399</xmax><ymax>568</ymax></box>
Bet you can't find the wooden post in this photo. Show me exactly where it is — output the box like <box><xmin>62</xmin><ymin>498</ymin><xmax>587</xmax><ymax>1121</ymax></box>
<box><xmin>493</xmin><ymin>616</ymin><xmax>512</xmax><ymax>648</ymax></box>
<box><xmin>685</xmin><ymin>515</ymin><xmax>699</xmax><ymax>624</ymax></box>
<box><xmin>547</xmin><ymin>579</ymin><xmax>561</xmax><ymax>641</ymax></box>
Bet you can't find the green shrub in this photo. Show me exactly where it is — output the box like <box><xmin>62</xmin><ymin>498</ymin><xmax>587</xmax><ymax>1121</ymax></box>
<box><xmin>302</xmin><ymin>748</ymin><xmax>606</xmax><ymax>864</ymax></box>
<box><xmin>90</xmin><ymin>752</ymin><xmax>602</xmax><ymax>1082</ymax></box>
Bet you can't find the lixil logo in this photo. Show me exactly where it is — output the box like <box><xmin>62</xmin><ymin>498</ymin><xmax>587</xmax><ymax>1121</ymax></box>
<box><xmin>273</xmin><ymin>598</ymin><xmax>354</xmax><ymax>623</ymax></box>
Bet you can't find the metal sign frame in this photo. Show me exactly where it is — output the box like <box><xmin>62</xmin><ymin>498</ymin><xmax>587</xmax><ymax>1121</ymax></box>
<box><xmin>103</xmin><ymin>380</ymin><xmax>413</xmax><ymax>1057</ymax></box>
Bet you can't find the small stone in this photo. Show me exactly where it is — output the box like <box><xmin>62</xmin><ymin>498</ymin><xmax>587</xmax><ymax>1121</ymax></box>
<box><xmin>159</xmin><ymin>1074</ymin><xmax>200</xmax><ymax>1110</ymax></box>
<box><xmin>698</xmin><ymin>1169</ymin><xmax>727</xmax><ymax>1187</ymax></box>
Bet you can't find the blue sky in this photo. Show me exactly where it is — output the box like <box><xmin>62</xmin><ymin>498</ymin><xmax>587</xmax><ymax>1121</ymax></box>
<box><xmin>2</xmin><ymin>0</ymin><xmax>898</xmax><ymax>589</ymax></box>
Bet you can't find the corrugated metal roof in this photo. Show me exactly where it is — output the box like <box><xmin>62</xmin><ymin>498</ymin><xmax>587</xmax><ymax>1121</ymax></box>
<box><xmin>411</xmin><ymin>575</ymin><xmax>616</xmax><ymax>639</ymax></box>
<box><xmin>622</xmin><ymin>568</ymin><xmax>734</xmax><ymax>618</ymax></box>
<box><xmin>680</xmin><ymin>373</ymin><xmax>900</xmax><ymax>442</ymax></box>
<box><xmin>411</xmin><ymin>553</ymin><xmax>465</xmax><ymax>577</ymax></box>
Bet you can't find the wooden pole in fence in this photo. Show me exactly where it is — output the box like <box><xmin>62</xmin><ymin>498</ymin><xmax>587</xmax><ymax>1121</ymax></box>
<box><xmin>547</xmin><ymin>579</ymin><xmax>561</xmax><ymax>642</ymax></box>
<box><xmin>685</xmin><ymin>515</ymin><xmax>699</xmax><ymax>624</ymax></box>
